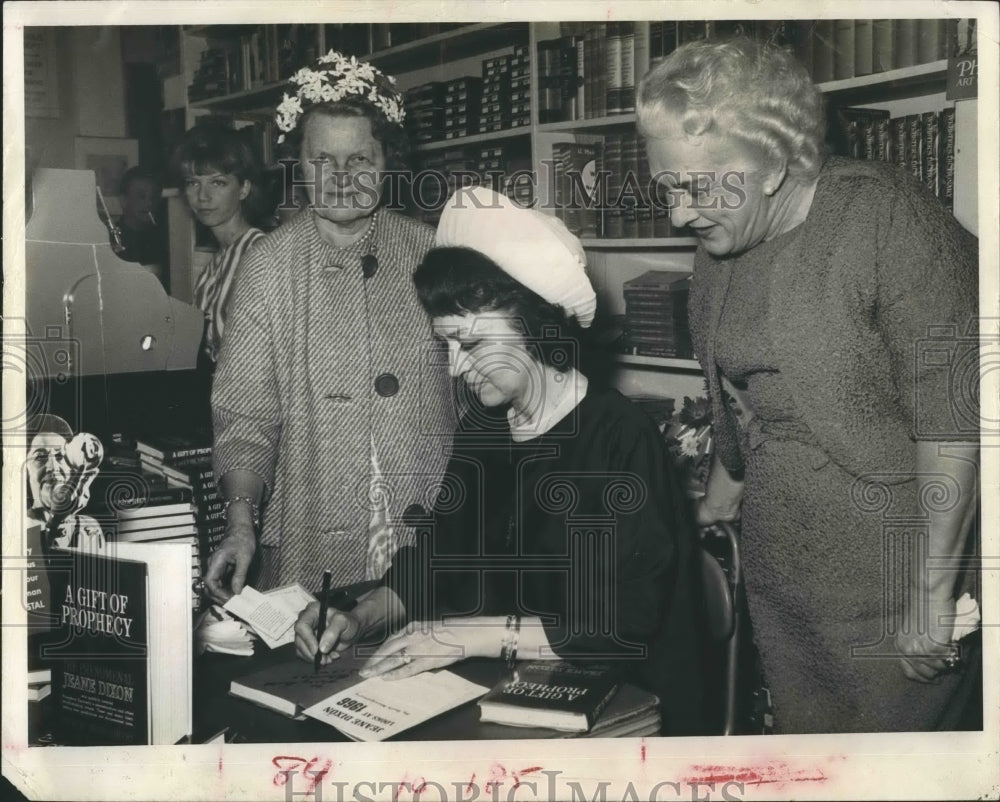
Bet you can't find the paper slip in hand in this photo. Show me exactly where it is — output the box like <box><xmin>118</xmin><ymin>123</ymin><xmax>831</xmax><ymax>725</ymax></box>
<box><xmin>223</xmin><ymin>584</ymin><xmax>317</xmax><ymax>649</ymax></box>
<box><xmin>224</xmin><ymin>586</ymin><xmax>297</xmax><ymax>642</ymax></box>
<box><xmin>303</xmin><ymin>671</ymin><xmax>489</xmax><ymax>742</ymax></box>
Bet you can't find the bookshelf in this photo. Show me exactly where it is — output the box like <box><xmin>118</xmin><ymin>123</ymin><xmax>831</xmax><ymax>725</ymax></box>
<box><xmin>172</xmin><ymin>18</ymin><xmax>978</xmax><ymax>401</ymax></box>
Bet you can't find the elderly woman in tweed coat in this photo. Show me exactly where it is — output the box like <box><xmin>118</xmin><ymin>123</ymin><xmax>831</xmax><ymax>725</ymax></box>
<box><xmin>204</xmin><ymin>51</ymin><xmax>454</xmax><ymax>601</ymax></box>
<box><xmin>637</xmin><ymin>37</ymin><xmax>980</xmax><ymax>733</ymax></box>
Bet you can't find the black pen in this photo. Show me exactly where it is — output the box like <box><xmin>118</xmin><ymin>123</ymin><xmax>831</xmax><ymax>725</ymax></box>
<box><xmin>314</xmin><ymin>570</ymin><xmax>332</xmax><ymax>673</ymax></box>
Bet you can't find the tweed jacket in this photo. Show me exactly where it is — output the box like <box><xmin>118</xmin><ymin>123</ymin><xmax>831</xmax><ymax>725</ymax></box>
<box><xmin>212</xmin><ymin>209</ymin><xmax>455</xmax><ymax>588</ymax></box>
<box><xmin>690</xmin><ymin>157</ymin><xmax>979</xmax><ymax>480</ymax></box>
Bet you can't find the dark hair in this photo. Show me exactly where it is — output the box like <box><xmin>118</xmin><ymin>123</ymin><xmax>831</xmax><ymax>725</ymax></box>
<box><xmin>287</xmin><ymin>102</ymin><xmax>410</xmax><ymax>173</ymax></box>
<box><xmin>119</xmin><ymin>166</ymin><xmax>161</xmax><ymax>196</ymax></box>
<box><xmin>414</xmin><ymin>247</ymin><xmax>584</xmax><ymax>373</ymax></box>
<box><xmin>172</xmin><ymin>126</ymin><xmax>269</xmax><ymax>226</ymax></box>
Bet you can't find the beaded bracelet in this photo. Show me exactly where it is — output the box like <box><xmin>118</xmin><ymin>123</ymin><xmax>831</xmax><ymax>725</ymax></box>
<box><xmin>224</xmin><ymin>495</ymin><xmax>260</xmax><ymax>529</ymax></box>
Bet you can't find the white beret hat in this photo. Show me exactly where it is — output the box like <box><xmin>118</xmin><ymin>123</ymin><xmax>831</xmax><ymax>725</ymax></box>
<box><xmin>434</xmin><ymin>186</ymin><xmax>597</xmax><ymax>328</ymax></box>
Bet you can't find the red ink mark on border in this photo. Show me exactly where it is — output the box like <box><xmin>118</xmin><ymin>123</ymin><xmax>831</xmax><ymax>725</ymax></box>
<box><xmin>683</xmin><ymin>762</ymin><xmax>828</xmax><ymax>787</ymax></box>
<box><xmin>217</xmin><ymin>756</ymin><xmax>223</xmax><ymax>775</ymax></box>
<box><xmin>466</xmin><ymin>773</ymin><xmax>476</xmax><ymax>793</ymax></box>
<box><xmin>271</xmin><ymin>756</ymin><xmax>332</xmax><ymax>793</ymax></box>
<box><xmin>641</xmin><ymin>742</ymin><xmax>647</xmax><ymax>763</ymax></box>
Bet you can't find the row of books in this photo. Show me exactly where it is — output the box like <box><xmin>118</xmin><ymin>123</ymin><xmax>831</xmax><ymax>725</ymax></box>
<box><xmin>415</xmin><ymin>144</ymin><xmax>533</xmax><ymax>223</ymax></box>
<box><xmin>838</xmin><ymin>106</ymin><xmax>956</xmax><ymax>209</ymax></box>
<box><xmin>620</xmin><ymin>270</ymin><xmax>694</xmax><ymax>360</ymax></box>
<box><xmin>404</xmin><ymin>45</ymin><xmax>532</xmax><ymax>145</ymax></box>
<box><xmin>552</xmin><ymin>134</ymin><xmax>683</xmax><ymax>240</ymax></box>
<box><xmin>542</xmin><ymin>19</ymin><xmax>973</xmax><ymax>123</ymax></box>
<box><xmin>188</xmin><ymin>26</ymin><xmax>321</xmax><ymax>101</ymax></box>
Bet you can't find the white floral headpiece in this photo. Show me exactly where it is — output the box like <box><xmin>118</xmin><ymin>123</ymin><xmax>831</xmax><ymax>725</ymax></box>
<box><xmin>275</xmin><ymin>50</ymin><xmax>405</xmax><ymax>144</ymax></box>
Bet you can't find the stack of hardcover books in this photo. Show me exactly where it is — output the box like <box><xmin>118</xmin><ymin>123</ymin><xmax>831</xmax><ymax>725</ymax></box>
<box><xmin>479</xmin><ymin>55</ymin><xmax>512</xmax><ymax>134</ymax></box>
<box><xmin>404</xmin><ymin>82</ymin><xmax>445</xmax><ymax>144</ymax></box>
<box><xmin>443</xmin><ymin>77</ymin><xmax>482</xmax><ymax>140</ymax></box>
<box><xmin>621</xmin><ymin>270</ymin><xmax>694</xmax><ymax>359</ymax></box>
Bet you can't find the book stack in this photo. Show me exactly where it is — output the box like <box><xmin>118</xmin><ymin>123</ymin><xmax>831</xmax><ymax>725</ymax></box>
<box><xmin>404</xmin><ymin>82</ymin><xmax>445</xmax><ymax>145</ymax></box>
<box><xmin>443</xmin><ymin>77</ymin><xmax>482</xmax><ymax>140</ymax></box>
<box><xmin>28</xmin><ymin>668</ymin><xmax>51</xmax><ymax>703</ymax></box>
<box><xmin>509</xmin><ymin>44</ymin><xmax>532</xmax><ymax>130</ymax></box>
<box><xmin>476</xmin><ymin>144</ymin><xmax>507</xmax><ymax>187</ymax></box>
<box><xmin>552</xmin><ymin>141</ymin><xmax>601</xmax><ymax>239</ymax></box>
<box><xmin>133</xmin><ymin>435</ymin><xmax>227</xmax><ymax>585</ymax></box>
<box><xmin>478</xmin><ymin>661</ymin><xmax>621</xmax><ymax>733</ymax></box>
<box><xmin>479</xmin><ymin>56</ymin><xmax>512</xmax><ymax>135</ymax></box>
<box><xmin>621</xmin><ymin>270</ymin><xmax>694</xmax><ymax>359</ymax></box>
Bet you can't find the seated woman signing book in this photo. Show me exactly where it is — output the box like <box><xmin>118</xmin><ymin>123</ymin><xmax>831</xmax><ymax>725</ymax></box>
<box><xmin>294</xmin><ymin>187</ymin><xmax>708</xmax><ymax>736</ymax></box>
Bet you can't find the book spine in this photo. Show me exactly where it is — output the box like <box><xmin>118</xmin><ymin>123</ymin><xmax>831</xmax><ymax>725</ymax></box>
<box><xmin>895</xmin><ymin>19</ymin><xmax>918</xmax><ymax>68</ymax></box>
<box><xmin>874</xmin><ymin>116</ymin><xmax>892</xmax><ymax>162</ymax></box>
<box><xmin>918</xmin><ymin>19</ymin><xmax>946</xmax><ymax>64</ymax></box>
<box><xmin>891</xmin><ymin>117</ymin><xmax>909</xmax><ymax>170</ymax></box>
<box><xmin>603</xmin><ymin>134</ymin><xmax>624</xmax><ymax>238</ymax></box>
<box><xmin>575</xmin><ymin>36</ymin><xmax>586</xmax><ymax>121</ymax></box>
<box><xmin>854</xmin><ymin>19</ymin><xmax>874</xmax><ymax>77</ymax></box>
<box><xmin>595</xmin><ymin>25</ymin><xmax>607</xmax><ymax>119</ymax></box>
<box><xmin>920</xmin><ymin>111</ymin><xmax>939</xmax><ymax>198</ymax></box>
<box><xmin>620</xmin><ymin>22</ymin><xmax>636</xmax><ymax>113</ymax></box>
<box><xmin>812</xmin><ymin>20</ymin><xmax>835</xmax><ymax>83</ymax></box>
<box><xmin>872</xmin><ymin>19</ymin><xmax>895</xmax><ymax>72</ymax></box>
<box><xmin>906</xmin><ymin>114</ymin><xmax>923</xmax><ymax>182</ymax></box>
<box><xmin>633</xmin><ymin>21</ymin><xmax>650</xmax><ymax>89</ymax></box>
<box><xmin>620</xmin><ymin>134</ymin><xmax>639</xmax><ymax>238</ymax></box>
<box><xmin>605</xmin><ymin>23</ymin><xmax>623</xmax><ymax>116</ymax></box>
<box><xmin>939</xmin><ymin>107</ymin><xmax>955</xmax><ymax>210</ymax></box>
<box><xmin>834</xmin><ymin>20</ymin><xmax>856</xmax><ymax>80</ymax></box>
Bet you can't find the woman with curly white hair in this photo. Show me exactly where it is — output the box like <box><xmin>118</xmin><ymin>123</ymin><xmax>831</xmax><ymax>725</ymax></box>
<box><xmin>638</xmin><ymin>36</ymin><xmax>980</xmax><ymax>733</ymax></box>
<box><xmin>206</xmin><ymin>51</ymin><xmax>454</xmax><ymax>599</ymax></box>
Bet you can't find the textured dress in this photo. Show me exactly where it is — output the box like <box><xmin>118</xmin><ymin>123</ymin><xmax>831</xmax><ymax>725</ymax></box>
<box><xmin>212</xmin><ymin>209</ymin><xmax>455</xmax><ymax>589</ymax></box>
<box><xmin>689</xmin><ymin>157</ymin><xmax>979</xmax><ymax>733</ymax></box>
<box><xmin>386</xmin><ymin>387</ymin><xmax>709</xmax><ymax>735</ymax></box>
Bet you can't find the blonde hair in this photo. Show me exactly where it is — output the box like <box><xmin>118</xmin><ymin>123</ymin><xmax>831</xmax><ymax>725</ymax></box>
<box><xmin>637</xmin><ymin>37</ymin><xmax>826</xmax><ymax>181</ymax></box>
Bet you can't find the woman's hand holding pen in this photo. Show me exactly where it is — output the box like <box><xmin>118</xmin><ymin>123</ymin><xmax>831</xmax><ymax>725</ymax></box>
<box><xmin>294</xmin><ymin>601</ymin><xmax>362</xmax><ymax>666</ymax></box>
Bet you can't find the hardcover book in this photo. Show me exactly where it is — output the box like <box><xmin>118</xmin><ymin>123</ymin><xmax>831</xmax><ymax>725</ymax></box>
<box><xmin>477</xmin><ymin>661</ymin><xmax>620</xmax><ymax>733</ymax></box>
<box><xmin>47</xmin><ymin>542</ymin><xmax>193</xmax><ymax>745</ymax></box>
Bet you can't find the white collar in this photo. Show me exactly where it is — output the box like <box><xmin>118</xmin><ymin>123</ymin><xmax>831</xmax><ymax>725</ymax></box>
<box><xmin>507</xmin><ymin>368</ymin><xmax>589</xmax><ymax>442</ymax></box>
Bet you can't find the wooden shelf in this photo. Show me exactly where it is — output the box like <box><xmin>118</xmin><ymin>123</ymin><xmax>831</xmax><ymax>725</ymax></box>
<box><xmin>415</xmin><ymin>128</ymin><xmax>531</xmax><ymax>152</ymax></box>
<box><xmin>537</xmin><ymin>113</ymin><xmax>637</xmax><ymax>133</ymax></box>
<box><xmin>615</xmin><ymin>354</ymin><xmax>702</xmax><ymax>371</ymax></box>
<box><xmin>581</xmin><ymin>237</ymin><xmax>697</xmax><ymax>249</ymax></box>
<box><xmin>816</xmin><ymin>60</ymin><xmax>948</xmax><ymax>97</ymax></box>
<box><xmin>189</xmin><ymin>82</ymin><xmax>286</xmax><ymax>113</ymax></box>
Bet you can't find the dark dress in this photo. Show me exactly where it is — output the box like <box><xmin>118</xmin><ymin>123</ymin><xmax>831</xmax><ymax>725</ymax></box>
<box><xmin>387</xmin><ymin>387</ymin><xmax>708</xmax><ymax>735</ymax></box>
<box><xmin>690</xmin><ymin>157</ymin><xmax>980</xmax><ymax>733</ymax></box>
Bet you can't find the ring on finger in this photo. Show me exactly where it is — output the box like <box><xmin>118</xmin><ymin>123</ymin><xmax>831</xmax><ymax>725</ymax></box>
<box><xmin>943</xmin><ymin>654</ymin><xmax>960</xmax><ymax>670</ymax></box>
<box><xmin>398</xmin><ymin>648</ymin><xmax>413</xmax><ymax>665</ymax></box>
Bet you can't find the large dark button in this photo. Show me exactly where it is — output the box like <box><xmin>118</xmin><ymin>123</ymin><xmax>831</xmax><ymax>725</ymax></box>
<box><xmin>374</xmin><ymin>372</ymin><xmax>399</xmax><ymax>397</ymax></box>
<box><xmin>361</xmin><ymin>254</ymin><xmax>379</xmax><ymax>279</ymax></box>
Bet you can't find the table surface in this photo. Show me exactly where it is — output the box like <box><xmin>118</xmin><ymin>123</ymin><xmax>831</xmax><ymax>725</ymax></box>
<box><xmin>194</xmin><ymin>646</ymin><xmax>658</xmax><ymax>743</ymax></box>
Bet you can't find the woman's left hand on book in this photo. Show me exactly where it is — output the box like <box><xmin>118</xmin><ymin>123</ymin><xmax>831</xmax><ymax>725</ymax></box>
<box><xmin>359</xmin><ymin>620</ymin><xmax>475</xmax><ymax>680</ymax></box>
